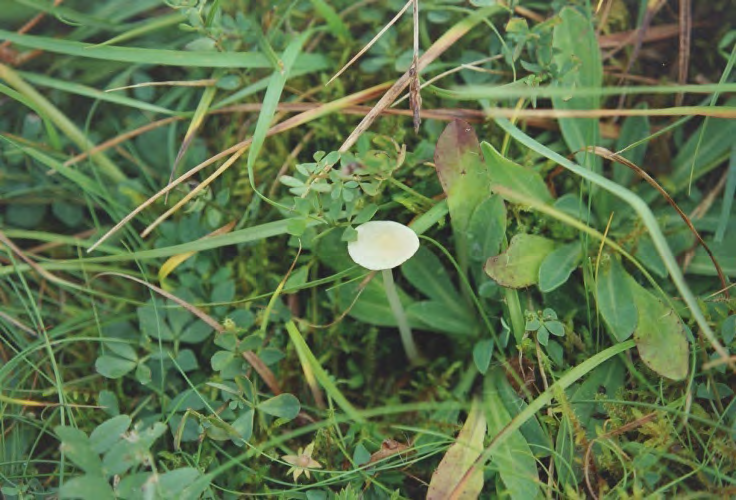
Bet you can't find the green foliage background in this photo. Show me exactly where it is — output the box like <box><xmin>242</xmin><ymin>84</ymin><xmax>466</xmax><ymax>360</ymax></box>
<box><xmin>1</xmin><ymin>0</ymin><xmax>735</xmax><ymax>498</ymax></box>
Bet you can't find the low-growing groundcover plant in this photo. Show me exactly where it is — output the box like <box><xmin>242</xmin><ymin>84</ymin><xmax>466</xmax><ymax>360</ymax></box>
<box><xmin>1</xmin><ymin>0</ymin><xmax>735</xmax><ymax>498</ymax></box>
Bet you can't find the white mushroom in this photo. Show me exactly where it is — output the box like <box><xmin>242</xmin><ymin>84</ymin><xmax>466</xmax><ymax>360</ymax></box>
<box><xmin>347</xmin><ymin>221</ymin><xmax>420</xmax><ymax>271</ymax></box>
<box><xmin>347</xmin><ymin>220</ymin><xmax>423</xmax><ymax>365</ymax></box>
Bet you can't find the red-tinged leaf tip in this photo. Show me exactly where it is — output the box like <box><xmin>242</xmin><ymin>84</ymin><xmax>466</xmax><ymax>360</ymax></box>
<box><xmin>434</xmin><ymin>119</ymin><xmax>481</xmax><ymax>195</ymax></box>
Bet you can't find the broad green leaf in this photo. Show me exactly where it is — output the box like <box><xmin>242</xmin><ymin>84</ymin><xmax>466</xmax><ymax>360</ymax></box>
<box><xmin>555</xmin><ymin>358</ymin><xmax>625</xmax><ymax>488</ymax></box>
<box><xmin>102</xmin><ymin>423</ymin><xmax>167</xmax><ymax>476</ymax></box>
<box><xmin>722</xmin><ymin>315</ymin><xmax>736</xmax><ymax>344</ymax></box>
<box><xmin>408</xmin><ymin>301</ymin><xmax>478</xmax><ymax>336</ymax></box>
<box><xmin>232</xmin><ymin>409</ymin><xmax>254</xmax><ymax>442</ymax></box>
<box><xmin>596</xmin><ymin>257</ymin><xmax>638</xmax><ymax>342</ymax></box>
<box><xmin>467</xmin><ymin>195</ymin><xmax>507</xmax><ymax>263</ymax></box>
<box><xmin>59</xmin><ymin>475</ymin><xmax>114</xmax><ymax>500</ymax></box>
<box><xmin>156</xmin><ymin>468</ymin><xmax>201</xmax><ymax>497</ymax></box>
<box><xmin>630</xmin><ymin>279</ymin><xmax>689</xmax><ymax>381</ymax></box>
<box><xmin>402</xmin><ymin>246</ymin><xmax>471</xmax><ymax>318</ymax></box>
<box><xmin>89</xmin><ymin>415</ymin><xmax>131</xmax><ymax>455</ymax></box>
<box><xmin>551</xmin><ymin>7</ymin><xmax>602</xmax><ymax>173</ymax></box>
<box><xmin>258</xmin><ymin>393</ymin><xmax>300</xmax><ymax>420</ymax></box>
<box><xmin>55</xmin><ymin>426</ymin><xmax>103</xmax><ymax>475</ymax></box>
<box><xmin>481</xmin><ymin>142</ymin><xmax>553</xmax><ymax>204</ymax></box>
<box><xmin>614</xmin><ymin>106</ymin><xmax>650</xmax><ymax>187</ymax></box>
<box><xmin>116</xmin><ymin>474</ymin><xmax>150</xmax><ymax>497</ymax></box>
<box><xmin>484</xmin><ymin>370</ymin><xmax>541</xmax><ymax>500</ymax></box>
<box><xmin>635</xmin><ymin>234</ymin><xmax>668</xmax><ymax>278</ymax></box>
<box><xmin>435</xmin><ymin>119</ymin><xmax>492</xmax><ymax>272</ymax></box>
<box><xmin>485</xmin><ymin>234</ymin><xmax>556</xmax><ymax>288</ymax></box>
<box><xmin>95</xmin><ymin>356</ymin><xmax>137</xmax><ymax>379</ymax></box>
<box><xmin>472</xmin><ymin>339</ymin><xmax>494</xmax><ymax>375</ymax></box>
<box><xmin>426</xmin><ymin>398</ymin><xmax>486</xmax><ymax>500</ymax></box>
<box><xmin>333</xmin><ymin>278</ymin><xmax>423</xmax><ymax>329</ymax></box>
<box><xmin>538</xmin><ymin>242</ymin><xmax>582</xmax><ymax>293</ymax></box>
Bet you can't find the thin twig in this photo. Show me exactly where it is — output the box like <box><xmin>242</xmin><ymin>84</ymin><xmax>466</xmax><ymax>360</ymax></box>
<box><xmin>409</xmin><ymin>0</ymin><xmax>422</xmax><ymax>133</ymax></box>
<box><xmin>326</xmin><ymin>0</ymin><xmax>413</xmax><ymax>86</ymax></box>
<box><xmin>339</xmin><ymin>7</ymin><xmax>498</xmax><ymax>152</ymax></box>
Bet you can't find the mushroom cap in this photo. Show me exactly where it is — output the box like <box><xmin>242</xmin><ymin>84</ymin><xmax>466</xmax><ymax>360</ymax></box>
<box><xmin>347</xmin><ymin>220</ymin><xmax>420</xmax><ymax>271</ymax></box>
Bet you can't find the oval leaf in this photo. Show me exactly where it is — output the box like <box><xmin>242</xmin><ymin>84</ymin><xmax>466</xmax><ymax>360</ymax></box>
<box><xmin>467</xmin><ymin>195</ymin><xmax>507</xmax><ymax>262</ymax></box>
<box><xmin>95</xmin><ymin>355</ymin><xmax>137</xmax><ymax>379</ymax></box>
<box><xmin>484</xmin><ymin>370</ymin><xmax>541</xmax><ymax>499</ymax></box>
<box><xmin>89</xmin><ymin>415</ymin><xmax>131</xmax><ymax>455</ymax></box>
<box><xmin>408</xmin><ymin>301</ymin><xmax>478</xmax><ymax>336</ymax></box>
<box><xmin>481</xmin><ymin>142</ymin><xmax>553</xmax><ymax>204</ymax></box>
<box><xmin>258</xmin><ymin>393</ymin><xmax>300</xmax><ymax>420</ymax></box>
<box><xmin>435</xmin><ymin>119</ymin><xmax>491</xmax><ymax>270</ymax></box>
<box><xmin>59</xmin><ymin>475</ymin><xmax>115</xmax><ymax>500</ymax></box>
<box><xmin>551</xmin><ymin>7</ymin><xmax>602</xmax><ymax>170</ymax></box>
<box><xmin>596</xmin><ymin>257</ymin><xmax>638</xmax><ymax>342</ymax></box>
<box><xmin>538</xmin><ymin>242</ymin><xmax>582</xmax><ymax>293</ymax></box>
<box><xmin>472</xmin><ymin>339</ymin><xmax>495</xmax><ymax>375</ymax></box>
<box><xmin>485</xmin><ymin>234</ymin><xmax>556</xmax><ymax>288</ymax></box>
<box><xmin>630</xmin><ymin>279</ymin><xmax>689</xmax><ymax>380</ymax></box>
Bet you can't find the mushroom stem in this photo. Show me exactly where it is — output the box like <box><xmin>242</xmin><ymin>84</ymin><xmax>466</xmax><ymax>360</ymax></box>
<box><xmin>382</xmin><ymin>269</ymin><xmax>421</xmax><ymax>365</ymax></box>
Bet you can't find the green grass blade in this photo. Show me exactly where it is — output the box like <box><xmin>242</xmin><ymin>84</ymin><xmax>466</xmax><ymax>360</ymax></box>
<box><xmin>18</xmin><ymin>71</ymin><xmax>180</xmax><ymax>115</ymax></box>
<box><xmin>0</xmin><ymin>30</ymin><xmax>326</xmax><ymax>69</ymax></box>
<box><xmin>285</xmin><ymin>321</ymin><xmax>364</xmax><ymax>423</ymax></box>
<box><xmin>0</xmin><ymin>63</ymin><xmax>126</xmax><ymax>183</ymax></box>
<box><xmin>245</xmin><ymin>31</ymin><xmax>311</xmax><ymax>203</ymax></box>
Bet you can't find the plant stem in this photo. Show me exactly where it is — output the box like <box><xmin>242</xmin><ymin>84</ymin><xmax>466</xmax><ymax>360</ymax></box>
<box><xmin>382</xmin><ymin>268</ymin><xmax>421</xmax><ymax>365</ymax></box>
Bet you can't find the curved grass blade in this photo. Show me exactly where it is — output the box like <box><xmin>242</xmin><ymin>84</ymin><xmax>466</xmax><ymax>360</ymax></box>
<box><xmin>493</xmin><ymin>117</ymin><xmax>731</xmax><ymax>369</ymax></box>
<box><xmin>0</xmin><ymin>29</ymin><xmax>325</xmax><ymax>69</ymax></box>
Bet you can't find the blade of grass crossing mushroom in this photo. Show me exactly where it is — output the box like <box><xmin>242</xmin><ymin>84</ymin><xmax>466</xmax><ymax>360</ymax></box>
<box><xmin>493</xmin><ymin>117</ymin><xmax>733</xmax><ymax>369</ymax></box>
